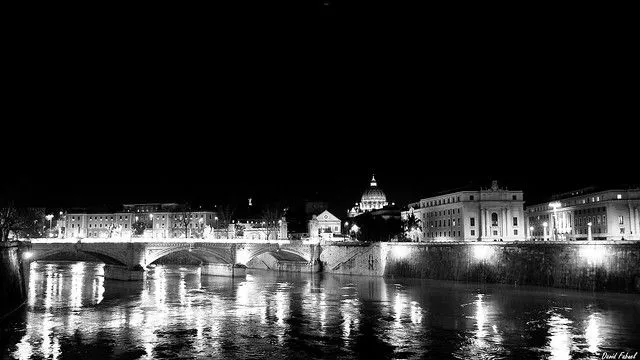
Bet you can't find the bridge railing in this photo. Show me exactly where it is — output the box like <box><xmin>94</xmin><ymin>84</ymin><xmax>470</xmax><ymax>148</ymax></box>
<box><xmin>27</xmin><ymin>237</ymin><xmax>319</xmax><ymax>245</ymax></box>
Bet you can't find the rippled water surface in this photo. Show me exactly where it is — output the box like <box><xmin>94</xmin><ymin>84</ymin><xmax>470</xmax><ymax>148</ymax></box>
<box><xmin>1</xmin><ymin>261</ymin><xmax>639</xmax><ymax>359</ymax></box>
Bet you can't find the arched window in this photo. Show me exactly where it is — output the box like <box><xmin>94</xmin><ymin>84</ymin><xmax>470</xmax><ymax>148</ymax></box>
<box><xmin>491</xmin><ymin>213</ymin><xmax>498</xmax><ymax>226</ymax></box>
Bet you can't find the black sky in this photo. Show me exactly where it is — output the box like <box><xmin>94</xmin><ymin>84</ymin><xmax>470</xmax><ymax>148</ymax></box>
<box><xmin>2</xmin><ymin>3</ymin><xmax>636</xmax><ymax>215</ymax></box>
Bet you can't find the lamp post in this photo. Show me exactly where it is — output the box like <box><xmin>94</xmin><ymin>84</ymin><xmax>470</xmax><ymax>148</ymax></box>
<box><xmin>150</xmin><ymin>214</ymin><xmax>154</xmax><ymax>238</ymax></box>
<box><xmin>529</xmin><ymin>226</ymin><xmax>534</xmax><ymax>241</ymax></box>
<box><xmin>587</xmin><ymin>222</ymin><xmax>593</xmax><ymax>241</ymax></box>
<box><xmin>344</xmin><ymin>221</ymin><xmax>349</xmax><ymax>238</ymax></box>
<box><xmin>543</xmin><ymin>222</ymin><xmax>548</xmax><ymax>241</ymax></box>
<box><xmin>351</xmin><ymin>224</ymin><xmax>360</xmax><ymax>241</ymax></box>
<box><xmin>549</xmin><ymin>202</ymin><xmax>561</xmax><ymax>241</ymax></box>
<box><xmin>214</xmin><ymin>216</ymin><xmax>219</xmax><ymax>239</ymax></box>
<box><xmin>45</xmin><ymin>214</ymin><xmax>53</xmax><ymax>228</ymax></box>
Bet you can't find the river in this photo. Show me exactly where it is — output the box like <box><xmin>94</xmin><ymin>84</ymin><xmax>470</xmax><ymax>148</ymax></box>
<box><xmin>1</xmin><ymin>261</ymin><xmax>639</xmax><ymax>359</ymax></box>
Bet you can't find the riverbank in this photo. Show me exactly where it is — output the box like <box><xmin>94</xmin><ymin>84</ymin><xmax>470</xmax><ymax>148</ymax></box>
<box><xmin>0</xmin><ymin>242</ymin><xmax>30</xmax><ymax>321</ymax></box>
<box><xmin>320</xmin><ymin>241</ymin><xmax>640</xmax><ymax>293</ymax></box>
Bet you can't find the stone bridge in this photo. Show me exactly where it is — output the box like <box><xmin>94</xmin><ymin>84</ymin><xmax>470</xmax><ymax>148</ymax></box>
<box><xmin>27</xmin><ymin>239</ymin><xmax>320</xmax><ymax>280</ymax></box>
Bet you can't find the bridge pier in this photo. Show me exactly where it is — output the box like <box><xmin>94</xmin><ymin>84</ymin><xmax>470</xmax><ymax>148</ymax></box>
<box><xmin>200</xmin><ymin>263</ymin><xmax>246</xmax><ymax>277</ymax></box>
<box><xmin>103</xmin><ymin>264</ymin><xmax>145</xmax><ymax>281</ymax></box>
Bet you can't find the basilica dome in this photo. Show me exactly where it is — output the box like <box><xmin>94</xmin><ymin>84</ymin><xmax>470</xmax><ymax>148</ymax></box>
<box><xmin>359</xmin><ymin>175</ymin><xmax>388</xmax><ymax>211</ymax></box>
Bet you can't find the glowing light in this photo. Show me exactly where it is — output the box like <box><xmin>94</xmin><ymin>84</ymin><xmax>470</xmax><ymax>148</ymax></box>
<box><xmin>546</xmin><ymin>313</ymin><xmax>572</xmax><ymax>360</ymax></box>
<box><xmin>549</xmin><ymin>202</ymin><xmax>562</xmax><ymax>209</ymax></box>
<box><xmin>23</xmin><ymin>251</ymin><xmax>33</xmax><ymax>259</ymax></box>
<box><xmin>585</xmin><ymin>313</ymin><xmax>600</xmax><ymax>353</ymax></box>
<box><xmin>543</xmin><ymin>222</ymin><xmax>548</xmax><ymax>227</ymax></box>
<box><xmin>236</xmin><ymin>248</ymin><xmax>251</xmax><ymax>265</ymax></box>
<box><xmin>391</xmin><ymin>246</ymin><xmax>411</xmax><ymax>259</ymax></box>
<box><xmin>580</xmin><ymin>245</ymin><xmax>605</xmax><ymax>264</ymax></box>
<box><xmin>475</xmin><ymin>294</ymin><xmax>487</xmax><ymax>338</ymax></box>
<box><xmin>473</xmin><ymin>245</ymin><xmax>491</xmax><ymax>260</ymax></box>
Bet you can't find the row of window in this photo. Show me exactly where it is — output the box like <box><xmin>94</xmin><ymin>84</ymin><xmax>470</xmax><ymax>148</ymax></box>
<box><xmin>68</xmin><ymin>214</ymin><xmax>216</xmax><ymax>221</ymax></box>
<box><xmin>426</xmin><ymin>228</ymin><xmax>519</xmax><ymax>238</ymax></box>
<box><xmin>469</xmin><ymin>216</ymin><xmax>518</xmax><ymax>227</ymax></box>
<box><xmin>425</xmin><ymin>208</ymin><xmax>462</xmax><ymax>217</ymax></box>
<box><xmin>528</xmin><ymin>194</ymin><xmax>623</xmax><ymax>212</ymax></box>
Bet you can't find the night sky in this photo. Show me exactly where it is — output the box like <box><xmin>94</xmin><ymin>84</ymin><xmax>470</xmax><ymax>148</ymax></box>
<box><xmin>3</xmin><ymin>3</ymin><xmax>636</xmax><ymax>215</ymax></box>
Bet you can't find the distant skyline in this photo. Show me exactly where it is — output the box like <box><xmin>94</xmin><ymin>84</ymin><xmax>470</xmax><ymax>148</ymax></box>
<box><xmin>3</xmin><ymin>158</ymin><xmax>638</xmax><ymax>217</ymax></box>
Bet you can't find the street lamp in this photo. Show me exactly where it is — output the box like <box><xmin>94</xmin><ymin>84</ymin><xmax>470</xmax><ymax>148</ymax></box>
<box><xmin>45</xmin><ymin>214</ymin><xmax>54</xmax><ymax>228</ymax></box>
<box><xmin>587</xmin><ymin>222</ymin><xmax>593</xmax><ymax>241</ymax></box>
<box><xmin>529</xmin><ymin>226</ymin><xmax>534</xmax><ymax>240</ymax></box>
<box><xmin>543</xmin><ymin>222</ymin><xmax>548</xmax><ymax>241</ymax></box>
<box><xmin>350</xmin><ymin>224</ymin><xmax>360</xmax><ymax>241</ymax></box>
<box><xmin>549</xmin><ymin>202</ymin><xmax>561</xmax><ymax>241</ymax></box>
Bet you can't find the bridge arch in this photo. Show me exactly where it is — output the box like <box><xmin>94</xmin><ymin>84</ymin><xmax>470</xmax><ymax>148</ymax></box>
<box><xmin>239</xmin><ymin>246</ymin><xmax>310</xmax><ymax>265</ymax></box>
<box><xmin>144</xmin><ymin>245</ymin><xmax>234</xmax><ymax>266</ymax></box>
<box><xmin>31</xmin><ymin>248</ymin><xmax>127</xmax><ymax>266</ymax></box>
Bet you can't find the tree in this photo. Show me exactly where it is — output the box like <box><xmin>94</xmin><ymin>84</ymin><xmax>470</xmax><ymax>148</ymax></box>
<box><xmin>132</xmin><ymin>220</ymin><xmax>146</xmax><ymax>236</ymax></box>
<box><xmin>172</xmin><ymin>205</ymin><xmax>194</xmax><ymax>239</ymax></box>
<box><xmin>260</xmin><ymin>206</ymin><xmax>283</xmax><ymax>240</ymax></box>
<box><xmin>216</xmin><ymin>204</ymin><xmax>235</xmax><ymax>238</ymax></box>
<box><xmin>0</xmin><ymin>202</ymin><xmax>18</xmax><ymax>241</ymax></box>
<box><xmin>0</xmin><ymin>204</ymin><xmax>46</xmax><ymax>240</ymax></box>
<box><xmin>353</xmin><ymin>212</ymin><xmax>403</xmax><ymax>242</ymax></box>
<box><xmin>402</xmin><ymin>213</ymin><xmax>422</xmax><ymax>242</ymax></box>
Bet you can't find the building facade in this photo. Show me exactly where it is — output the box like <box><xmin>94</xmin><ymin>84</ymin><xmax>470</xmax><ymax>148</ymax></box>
<box><xmin>308</xmin><ymin>210</ymin><xmax>342</xmax><ymax>239</ymax></box>
<box><xmin>525</xmin><ymin>188</ymin><xmax>640</xmax><ymax>241</ymax></box>
<box><xmin>401</xmin><ymin>181</ymin><xmax>526</xmax><ymax>242</ymax></box>
<box><xmin>62</xmin><ymin>204</ymin><xmax>219</xmax><ymax>239</ymax></box>
<box><xmin>229</xmin><ymin>219</ymin><xmax>288</xmax><ymax>240</ymax></box>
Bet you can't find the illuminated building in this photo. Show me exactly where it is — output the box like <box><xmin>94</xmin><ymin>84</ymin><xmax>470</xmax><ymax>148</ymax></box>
<box><xmin>525</xmin><ymin>187</ymin><xmax>640</xmax><ymax>241</ymax></box>
<box><xmin>348</xmin><ymin>175</ymin><xmax>389</xmax><ymax>217</ymax></box>
<box><xmin>62</xmin><ymin>203</ymin><xmax>217</xmax><ymax>239</ymax></box>
<box><xmin>401</xmin><ymin>181</ymin><xmax>525</xmax><ymax>242</ymax></box>
<box><xmin>228</xmin><ymin>219</ymin><xmax>288</xmax><ymax>240</ymax></box>
<box><xmin>308</xmin><ymin>210</ymin><xmax>342</xmax><ymax>240</ymax></box>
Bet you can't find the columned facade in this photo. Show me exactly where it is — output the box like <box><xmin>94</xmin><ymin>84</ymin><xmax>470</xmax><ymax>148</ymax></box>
<box><xmin>525</xmin><ymin>188</ymin><xmax>640</xmax><ymax>241</ymax></box>
<box><xmin>402</xmin><ymin>181</ymin><xmax>525</xmax><ymax>242</ymax></box>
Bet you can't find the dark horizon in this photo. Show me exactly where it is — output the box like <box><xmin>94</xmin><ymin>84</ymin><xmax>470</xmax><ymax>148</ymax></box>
<box><xmin>3</xmin><ymin>156</ymin><xmax>638</xmax><ymax>217</ymax></box>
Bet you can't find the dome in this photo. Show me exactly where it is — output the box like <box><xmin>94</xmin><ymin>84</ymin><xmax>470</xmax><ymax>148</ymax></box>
<box><xmin>361</xmin><ymin>187</ymin><xmax>387</xmax><ymax>203</ymax></box>
<box><xmin>359</xmin><ymin>175</ymin><xmax>388</xmax><ymax>211</ymax></box>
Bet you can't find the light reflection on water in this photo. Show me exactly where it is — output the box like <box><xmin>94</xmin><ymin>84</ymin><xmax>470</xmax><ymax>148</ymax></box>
<box><xmin>2</xmin><ymin>261</ymin><xmax>640</xmax><ymax>359</ymax></box>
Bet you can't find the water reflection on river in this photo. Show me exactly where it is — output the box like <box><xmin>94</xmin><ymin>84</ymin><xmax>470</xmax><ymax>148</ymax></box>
<box><xmin>2</xmin><ymin>261</ymin><xmax>639</xmax><ymax>359</ymax></box>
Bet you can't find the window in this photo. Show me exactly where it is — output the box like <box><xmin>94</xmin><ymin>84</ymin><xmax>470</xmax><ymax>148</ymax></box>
<box><xmin>512</xmin><ymin>195</ymin><xmax>517</xmax><ymax>200</ymax></box>
<box><xmin>620</xmin><ymin>228</ymin><xmax>625</xmax><ymax>234</ymax></box>
<box><xmin>513</xmin><ymin>217</ymin><xmax>518</xmax><ymax>226</ymax></box>
<box><xmin>470</xmin><ymin>195</ymin><xmax>475</xmax><ymax>201</ymax></box>
<box><xmin>471</xmin><ymin>230</ymin><xmax>475</xmax><ymax>236</ymax></box>
<box><xmin>493</xmin><ymin>230</ymin><xmax>498</xmax><ymax>236</ymax></box>
<box><xmin>470</xmin><ymin>217</ymin><xmax>475</xmax><ymax>226</ymax></box>
<box><xmin>514</xmin><ymin>229</ymin><xmax>518</xmax><ymax>235</ymax></box>
<box><xmin>491</xmin><ymin>213</ymin><xmax>498</xmax><ymax>226</ymax></box>
<box><xmin>617</xmin><ymin>194</ymin><xmax>622</xmax><ymax>199</ymax></box>
<box><xmin>618</xmin><ymin>216</ymin><xmax>624</xmax><ymax>225</ymax></box>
